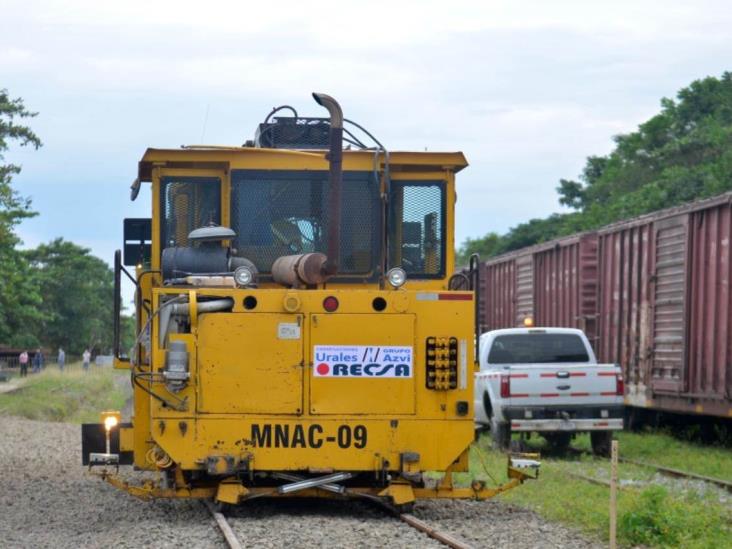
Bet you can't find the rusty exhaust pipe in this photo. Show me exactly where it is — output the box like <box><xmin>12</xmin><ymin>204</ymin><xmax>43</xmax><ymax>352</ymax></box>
<box><xmin>312</xmin><ymin>92</ymin><xmax>343</xmax><ymax>276</ymax></box>
<box><xmin>271</xmin><ymin>252</ymin><xmax>330</xmax><ymax>288</ymax></box>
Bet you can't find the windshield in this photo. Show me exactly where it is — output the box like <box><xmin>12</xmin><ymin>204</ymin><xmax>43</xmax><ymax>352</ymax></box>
<box><xmin>230</xmin><ymin>170</ymin><xmax>380</xmax><ymax>275</ymax></box>
<box><xmin>487</xmin><ymin>333</ymin><xmax>590</xmax><ymax>364</ymax></box>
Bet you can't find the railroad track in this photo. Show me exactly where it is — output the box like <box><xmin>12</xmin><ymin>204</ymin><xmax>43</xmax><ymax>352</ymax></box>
<box><xmin>204</xmin><ymin>500</ymin><xmax>243</xmax><ymax>549</ymax></box>
<box><xmin>203</xmin><ymin>498</ymin><xmax>475</xmax><ymax>549</ymax></box>
<box><xmin>566</xmin><ymin>447</ymin><xmax>732</xmax><ymax>493</ymax></box>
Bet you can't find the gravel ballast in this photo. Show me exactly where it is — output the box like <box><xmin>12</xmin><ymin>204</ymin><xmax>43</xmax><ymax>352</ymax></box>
<box><xmin>0</xmin><ymin>416</ymin><xmax>600</xmax><ymax>548</ymax></box>
<box><xmin>0</xmin><ymin>417</ymin><xmax>223</xmax><ymax>549</ymax></box>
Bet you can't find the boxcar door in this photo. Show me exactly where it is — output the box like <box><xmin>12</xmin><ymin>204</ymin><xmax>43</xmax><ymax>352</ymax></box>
<box><xmin>650</xmin><ymin>215</ymin><xmax>689</xmax><ymax>394</ymax></box>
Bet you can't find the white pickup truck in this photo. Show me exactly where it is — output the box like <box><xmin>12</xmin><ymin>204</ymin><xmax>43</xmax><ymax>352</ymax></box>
<box><xmin>474</xmin><ymin>327</ymin><xmax>623</xmax><ymax>456</ymax></box>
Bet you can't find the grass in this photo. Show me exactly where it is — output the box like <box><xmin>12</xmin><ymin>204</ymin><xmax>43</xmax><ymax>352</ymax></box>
<box><xmin>2</xmin><ymin>365</ymin><xmax>729</xmax><ymax>546</ymax></box>
<box><xmin>575</xmin><ymin>430</ymin><xmax>732</xmax><ymax>480</ymax></box>
<box><xmin>467</xmin><ymin>431</ymin><xmax>732</xmax><ymax>548</ymax></box>
<box><xmin>0</xmin><ymin>364</ymin><xmax>130</xmax><ymax>423</ymax></box>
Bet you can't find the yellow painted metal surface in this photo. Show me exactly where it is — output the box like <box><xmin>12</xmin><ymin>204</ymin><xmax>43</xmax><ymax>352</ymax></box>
<box><xmin>216</xmin><ymin>478</ymin><xmax>250</xmax><ymax>504</ymax></box>
<box><xmin>378</xmin><ymin>483</ymin><xmax>415</xmax><ymax>505</ymax></box>
<box><xmin>92</xmin><ymin>137</ymin><xmax>536</xmax><ymax>504</ymax></box>
<box><xmin>153</xmin><ymin>418</ymin><xmax>473</xmax><ymax>472</ymax></box>
<box><xmin>197</xmin><ymin>313</ymin><xmax>304</xmax><ymax>414</ymax></box>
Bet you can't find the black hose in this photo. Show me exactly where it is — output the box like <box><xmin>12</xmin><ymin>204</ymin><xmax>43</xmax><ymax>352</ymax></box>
<box><xmin>470</xmin><ymin>253</ymin><xmax>481</xmax><ymax>363</ymax></box>
<box><xmin>264</xmin><ymin>105</ymin><xmax>298</xmax><ymax>123</ymax></box>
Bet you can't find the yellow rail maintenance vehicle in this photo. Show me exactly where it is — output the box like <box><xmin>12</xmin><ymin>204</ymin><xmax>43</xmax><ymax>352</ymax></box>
<box><xmin>83</xmin><ymin>93</ymin><xmax>539</xmax><ymax>509</ymax></box>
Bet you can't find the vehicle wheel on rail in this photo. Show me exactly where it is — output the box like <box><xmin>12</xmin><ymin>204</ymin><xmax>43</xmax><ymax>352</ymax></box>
<box><xmin>490</xmin><ymin>419</ymin><xmax>511</xmax><ymax>451</ymax></box>
<box><xmin>591</xmin><ymin>431</ymin><xmax>612</xmax><ymax>457</ymax></box>
<box><xmin>396</xmin><ymin>502</ymin><xmax>415</xmax><ymax>514</ymax></box>
<box><xmin>544</xmin><ymin>432</ymin><xmax>572</xmax><ymax>455</ymax></box>
<box><xmin>214</xmin><ymin>501</ymin><xmax>233</xmax><ymax>515</ymax></box>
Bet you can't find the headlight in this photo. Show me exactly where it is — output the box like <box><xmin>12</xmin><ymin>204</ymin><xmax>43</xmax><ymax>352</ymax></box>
<box><xmin>101</xmin><ymin>411</ymin><xmax>121</xmax><ymax>431</ymax></box>
<box><xmin>234</xmin><ymin>266</ymin><xmax>254</xmax><ymax>287</ymax></box>
<box><xmin>386</xmin><ymin>267</ymin><xmax>407</xmax><ymax>288</ymax></box>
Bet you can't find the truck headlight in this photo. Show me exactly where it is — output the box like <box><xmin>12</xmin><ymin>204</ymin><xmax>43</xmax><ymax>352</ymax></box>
<box><xmin>386</xmin><ymin>267</ymin><xmax>407</xmax><ymax>288</ymax></box>
<box><xmin>234</xmin><ymin>266</ymin><xmax>255</xmax><ymax>287</ymax></box>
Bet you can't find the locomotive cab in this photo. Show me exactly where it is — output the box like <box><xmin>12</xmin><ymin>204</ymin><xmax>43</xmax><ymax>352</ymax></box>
<box><xmin>84</xmin><ymin>93</ymin><xmax>537</xmax><ymax>506</ymax></box>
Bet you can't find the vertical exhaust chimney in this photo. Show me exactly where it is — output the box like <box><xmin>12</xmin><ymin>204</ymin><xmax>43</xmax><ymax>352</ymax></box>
<box><xmin>312</xmin><ymin>92</ymin><xmax>343</xmax><ymax>276</ymax></box>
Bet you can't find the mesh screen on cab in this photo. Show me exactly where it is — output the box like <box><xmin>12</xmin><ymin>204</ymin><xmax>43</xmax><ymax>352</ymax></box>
<box><xmin>230</xmin><ymin>170</ymin><xmax>380</xmax><ymax>276</ymax></box>
<box><xmin>388</xmin><ymin>181</ymin><xmax>446</xmax><ymax>278</ymax></box>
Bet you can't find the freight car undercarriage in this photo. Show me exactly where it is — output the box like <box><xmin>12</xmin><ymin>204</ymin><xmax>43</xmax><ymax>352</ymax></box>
<box><xmin>89</xmin><ymin>459</ymin><xmax>539</xmax><ymax>507</ymax></box>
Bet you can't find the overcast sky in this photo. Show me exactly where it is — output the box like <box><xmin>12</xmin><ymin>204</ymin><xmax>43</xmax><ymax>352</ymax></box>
<box><xmin>3</xmin><ymin>0</ymin><xmax>732</xmax><ymax>279</ymax></box>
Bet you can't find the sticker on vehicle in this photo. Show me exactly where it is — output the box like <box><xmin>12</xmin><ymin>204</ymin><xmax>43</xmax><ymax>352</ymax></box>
<box><xmin>313</xmin><ymin>345</ymin><xmax>413</xmax><ymax>378</ymax></box>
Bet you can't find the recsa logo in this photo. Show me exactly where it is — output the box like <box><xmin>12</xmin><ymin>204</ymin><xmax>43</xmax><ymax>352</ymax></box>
<box><xmin>313</xmin><ymin>345</ymin><xmax>413</xmax><ymax>378</ymax></box>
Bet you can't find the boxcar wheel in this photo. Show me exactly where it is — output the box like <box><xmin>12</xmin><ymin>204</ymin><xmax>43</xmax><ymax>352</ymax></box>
<box><xmin>591</xmin><ymin>431</ymin><xmax>612</xmax><ymax>457</ymax></box>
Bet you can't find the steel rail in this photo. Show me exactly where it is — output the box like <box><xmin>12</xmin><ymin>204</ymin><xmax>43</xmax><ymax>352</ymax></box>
<box><xmin>398</xmin><ymin>513</ymin><xmax>475</xmax><ymax>549</ymax></box>
<box><xmin>203</xmin><ymin>495</ymin><xmax>475</xmax><ymax>549</ymax></box>
<box><xmin>204</xmin><ymin>500</ymin><xmax>243</xmax><ymax>549</ymax></box>
<box><xmin>567</xmin><ymin>447</ymin><xmax>732</xmax><ymax>493</ymax></box>
<box><xmin>618</xmin><ymin>457</ymin><xmax>732</xmax><ymax>493</ymax></box>
<box><xmin>365</xmin><ymin>495</ymin><xmax>474</xmax><ymax>549</ymax></box>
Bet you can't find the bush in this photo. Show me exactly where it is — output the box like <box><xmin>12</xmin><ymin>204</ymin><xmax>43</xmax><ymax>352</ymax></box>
<box><xmin>619</xmin><ymin>486</ymin><xmax>685</xmax><ymax>546</ymax></box>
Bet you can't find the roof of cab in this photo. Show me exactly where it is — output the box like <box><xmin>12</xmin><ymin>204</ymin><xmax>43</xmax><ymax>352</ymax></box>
<box><xmin>137</xmin><ymin>147</ymin><xmax>468</xmax><ymax>182</ymax></box>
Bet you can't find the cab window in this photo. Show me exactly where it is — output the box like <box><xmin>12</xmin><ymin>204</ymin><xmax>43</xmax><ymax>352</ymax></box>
<box><xmin>230</xmin><ymin>170</ymin><xmax>380</xmax><ymax>275</ymax></box>
<box><xmin>388</xmin><ymin>181</ymin><xmax>445</xmax><ymax>278</ymax></box>
<box><xmin>488</xmin><ymin>334</ymin><xmax>590</xmax><ymax>364</ymax></box>
<box><xmin>160</xmin><ymin>177</ymin><xmax>221</xmax><ymax>248</ymax></box>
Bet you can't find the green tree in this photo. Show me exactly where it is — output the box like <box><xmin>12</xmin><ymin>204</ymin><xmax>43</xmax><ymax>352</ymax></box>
<box><xmin>456</xmin><ymin>232</ymin><xmax>502</xmax><ymax>266</ymax></box>
<box><xmin>459</xmin><ymin>72</ymin><xmax>732</xmax><ymax>263</ymax></box>
<box><xmin>26</xmin><ymin>239</ymin><xmax>115</xmax><ymax>355</ymax></box>
<box><xmin>0</xmin><ymin>89</ymin><xmax>44</xmax><ymax>346</ymax></box>
<box><xmin>120</xmin><ymin>315</ymin><xmax>136</xmax><ymax>356</ymax></box>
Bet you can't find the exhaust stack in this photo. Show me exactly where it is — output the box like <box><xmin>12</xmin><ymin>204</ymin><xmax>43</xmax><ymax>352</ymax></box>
<box><xmin>312</xmin><ymin>92</ymin><xmax>343</xmax><ymax>276</ymax></box>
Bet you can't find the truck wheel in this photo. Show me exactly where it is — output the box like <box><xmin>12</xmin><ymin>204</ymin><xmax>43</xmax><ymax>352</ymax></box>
<box><xmin>591</xmin><ymin>432</ymin><xmax>612</xmax><ymax>457</ymax></box>
<box><xmin>491</xmin><ymin>419</ymin><xmax>511</xmax><ymax>451</ymax></box>
<box><xmin>509</xmin><ymin>439</ymin><xmax>527</xmax><ymax>453</ymax></box>
<box><xmin>544</xmin><ymin>432</ymin><xmax>572</xmax><ymax>454</ymax></box>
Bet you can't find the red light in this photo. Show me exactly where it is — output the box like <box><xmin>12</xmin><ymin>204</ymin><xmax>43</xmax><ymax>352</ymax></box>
<box><xmin>323</xmin><ymin>296</ymin><xmax>339</xmax><ymax>312</ymax></box>
<box><xmin>616</xmin><ymin>374</ymin><xmax>625</xmax><ymax>396</ymax></box>
<box><xmin>500</xmin><ymin>374</ymin><xmax>510</xmax><ymax>398</ymax></box>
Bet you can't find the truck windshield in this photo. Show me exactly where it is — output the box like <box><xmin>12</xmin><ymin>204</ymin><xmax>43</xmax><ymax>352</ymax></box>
<box><xmin>488</xmin><ymin>334</ymin><xmax>590</xmax><ymax>364</ymax></box>
<box><xmin>230</xmin><ymin>170</ymin><xmax>380</xmax><ymax>276</ymax></box>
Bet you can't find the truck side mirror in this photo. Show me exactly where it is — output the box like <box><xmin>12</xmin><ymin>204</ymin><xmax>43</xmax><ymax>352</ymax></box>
<box><xmin>123</xmin><ymin>218</ymin><xmax>151</xmax><ymax>266</ymax></box>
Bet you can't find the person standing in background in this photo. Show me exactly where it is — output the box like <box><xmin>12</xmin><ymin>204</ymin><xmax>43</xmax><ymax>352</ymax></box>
<box><xmin>19</xmin><ymin>350</ymin><xmax>29</xmax><ymax>377</ymax></box>
<box><xmin>82</xmin><ymin>349</ymin><xmax>91</xmax><ymax>372</ymax></box>
<box><xmin>57</xmin><ymin>348</ymin><xmax>66</xmax><ymax>372</ymax></box>
<box><xmin>32</xmin><ymin>348</ymin><xmax>44</xmax><ymax>373</ymax></box>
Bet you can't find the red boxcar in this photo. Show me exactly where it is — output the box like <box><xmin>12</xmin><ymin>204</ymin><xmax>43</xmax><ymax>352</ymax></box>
<box><xmin>478</xmin><ymin>193</ymin><xmax>732</xmax><ymax>419</ymax></box>
<box><xmin>478</xmin><ymin>232</ymin><xmax>599</xmax><ymax>341</ymax></box>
